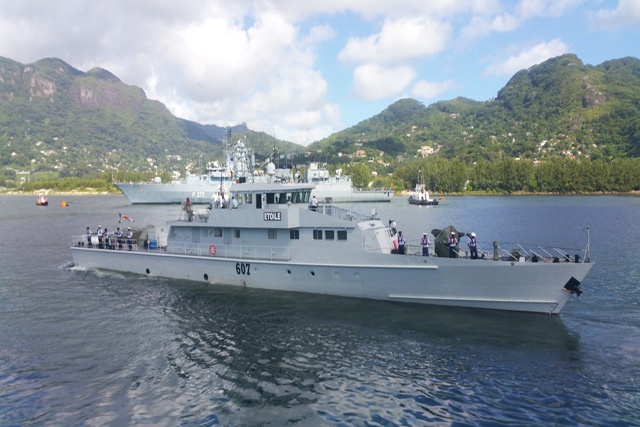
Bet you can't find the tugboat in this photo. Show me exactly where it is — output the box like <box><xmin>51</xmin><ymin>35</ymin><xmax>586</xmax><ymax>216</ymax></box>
<box><xmin>407</xmin><ymin>173</ymin><xmax>438</xmax><ymax>206</ymax></box>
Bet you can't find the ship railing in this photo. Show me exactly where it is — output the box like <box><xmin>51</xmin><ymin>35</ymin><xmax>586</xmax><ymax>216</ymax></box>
<box><xmin>71</xmin><ymin>234</ymin><xmax>141</xmax><ymax>251</ymax></box>
<box><xmin>469</xmin><ymin>243</ymin><xmax>587</xmax><ymax>263</ymax></box>
<box><xmin>314</xmin><ymin>204</ymin><xmax>377</xmax><ymax>222</ymax></box>
<box><xmin>392</xmin><ymin>240</ymin><xmax>588</xmax><ymax>263</ymax></box>
<box><xmin>71</xmin><ymin>235</ymin><xmax>292</xmax><ymax>261</ymax></box>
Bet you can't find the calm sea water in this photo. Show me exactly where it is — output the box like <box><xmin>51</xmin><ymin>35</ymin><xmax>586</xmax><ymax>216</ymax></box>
<box><xmin>0</xmin><ymin>194</ymin><xmax>638</xmax><ymax>426</ymax></box>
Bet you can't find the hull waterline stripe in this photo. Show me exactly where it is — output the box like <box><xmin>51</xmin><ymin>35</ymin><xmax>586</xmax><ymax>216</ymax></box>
<box><xmin>389</xmin><ymin>294</ymin><xmax>559</xmax><ymax>304</ymax></box>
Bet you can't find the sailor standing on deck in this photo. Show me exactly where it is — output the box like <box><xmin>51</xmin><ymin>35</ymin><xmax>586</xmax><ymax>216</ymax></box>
<box><xmin>104</xmin><ymin>228</ymin><xmax>110</xmax><ymax>250</ymax></box>
<box><xmin>468</xmin><ymin>232</ymin><xmax>478</xmax><ymax>259</ymax></box>
<box><xmin>397</xmin><ymin>231</ymin><xmax>406</xmax><ymax>255</ymax></box>
<box><xmin>86</xmin><ymin>226</ymin><xmax>92</xmax><ymax>248</ymax></box>
<box><xmin>97</xmin><ymin>226</ymin><xmax>103</xmax><ymax>249</ymax></box>
<box><xmin>449</xmin><ymin>231</ymin><xmax>458</xmax><ymax>258</ymax></box>
<box><xmin>421</xmin><ymin>233</ymin><xmax>430</xmax><ymax>256</ymax></box>
<box><xmin>309</xmin><ymin>195</ymin><xmax>318</xmax><ymax>212</ymax></box>
<box><xmin>185</xmin><ymin>197</ymin><xmax>193</xmax><ymax>222</ymax></box>
<box><xmin>116</xmin><ymin>227</ymin><xmax>123</xmax><ymax>250</ymax></box>
<box><xmin>127</xmin><ymin>227</ymin><xmax>133</xmax><ymax>251</ymax></box>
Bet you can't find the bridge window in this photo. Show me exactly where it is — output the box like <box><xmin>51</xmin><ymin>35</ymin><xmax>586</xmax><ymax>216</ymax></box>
<box><xmin>268</xmin><ymin>229</ymin><xmax>277</xmax><ymax>240</ymax></box>
<box><xmin>325</xmin><ymin>230</ymin><xmax>335</xmax><ymax>240</ymax></box>
<box><xmin>337</xmin><ymin>230</ymin><xmax>347</xmax><ymax>240</ymax></box>
<box><xmin>234</xmin><ymin>229</ymin><xmax>241</xmax><ymax>238</ymax></box>
<box><xmin>290</xmin><ymin>229</ymin><xmax>299</xmax><ymax>240</ymax></box>
<box><xmin>214</xmin><ymin>228</ymin><xmax>222</xmax><ymax>237</ymax></box>
<box><xmin>313</xmin><ymin>230</ymin><xmax>323</xmax><ymax>240</ymax></box>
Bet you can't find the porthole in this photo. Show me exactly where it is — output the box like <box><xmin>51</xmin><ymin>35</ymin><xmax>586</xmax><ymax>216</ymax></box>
<box><xmin>146</xmin><ymin>268</ymin><xmax>150</xmax><ymax>274</ymax></box>
<box><xmin>204</xmin><ymin>273</ymin><xmax>209</xmax><ymax>280</ymax></box>
<box><xmin>287</xmin><ymin>269</ymin><xmax>291</xmax><ymax>275</ymax></box>
<box><xmin>310</xmin><ymin>271</ymin><xmax>315</xmax><ymax>276</ymax></box>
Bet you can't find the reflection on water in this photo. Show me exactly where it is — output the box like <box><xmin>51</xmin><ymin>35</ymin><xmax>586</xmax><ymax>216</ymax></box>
<box><xmin>0</xmin><ymin>195</ymin><xmax>639</xmax><ymax>425</ymax></box>
<box><xmin>55</xmin><ymin>274</ymin><xmax>586</xmax><ymax>425</ymax></box>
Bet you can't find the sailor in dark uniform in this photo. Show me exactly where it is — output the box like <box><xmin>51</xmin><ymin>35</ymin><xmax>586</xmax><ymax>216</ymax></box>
<box><xmin>468</xmin><ymin>232</ymin><xmax>478</xmax><ymax>259</ymax></box>
<box><xmin>421</xmin><ymin>233</ymin><xmax>430</xmax><ymax>256</ymax></box>
<box><xmin>116</xmin><ymin>227</ymin><xmax>123</xmax><ymax>250</ymax></box>
<box><xmin>397</xmin><ymin>231</ymin><xmax>406</xmax><ymax>255</ymax></box>
<box><xmin>127</xmin><ymin>227</ymin><xmax>133</xmax><ymax>251</ymax></box>
<box><xmin>97</xmin><ymin>225</ymin><xmax>103</xmax><ymax>249</ymax></box>
<box><xmin>86</xmin><ymin>226</ymin><xmax>92</xmax><ymax>248</ymax></box>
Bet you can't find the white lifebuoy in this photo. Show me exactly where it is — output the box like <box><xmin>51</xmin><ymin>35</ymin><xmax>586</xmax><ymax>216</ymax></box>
<box><xmin>208</xmin><ymin>244</ymin><xmax>217</xmax><ymax>256</ymax></box>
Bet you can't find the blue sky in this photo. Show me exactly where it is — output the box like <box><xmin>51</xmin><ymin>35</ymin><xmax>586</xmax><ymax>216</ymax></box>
<box><xmin>1</xmin><ymin>1</ymin><xmax>639</xmax><ymax>145</ymax></box>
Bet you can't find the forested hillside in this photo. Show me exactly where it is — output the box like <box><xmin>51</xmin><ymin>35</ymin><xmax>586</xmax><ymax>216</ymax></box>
<box><xmin>0</xmin><ymin>57</ymin><xmax>301</xmax><ymax>187</ymax></box>
<box><xmin>1</xmin><ymin>54</ymin><xmax>639</xmax><ymax>193</ymax></box>
<box><xmin>311</xmin><ymin>54</ymin><xmax>640</xmax><ymax>164</ymax></box>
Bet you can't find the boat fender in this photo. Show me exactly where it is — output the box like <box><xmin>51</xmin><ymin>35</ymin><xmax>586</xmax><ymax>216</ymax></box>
<box><xmin>209</xmin><ymin>244</ymin><xmax>217</xmax><ymax>256</ymax></box>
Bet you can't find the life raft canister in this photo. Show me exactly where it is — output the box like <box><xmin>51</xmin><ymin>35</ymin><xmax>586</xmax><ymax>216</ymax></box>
<box><xmin>209</xmin><ymin>244</ymin><xmax>217</xmax><ymax>256</ymax></box>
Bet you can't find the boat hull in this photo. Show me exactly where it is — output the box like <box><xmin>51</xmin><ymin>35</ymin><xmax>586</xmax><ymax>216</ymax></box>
<box><xmin>71</xmin><ymin>247</ymin><xmax>592</xmax><ymax>314</ymax></box>
<box><xmin>113</xmin><ymin>182</ymin><xmax>224</xmax><ymax>204</ymax></box>
<box><xmin>408</xmin><ymin>197</ymin><xmax>438</xmax><ymax>206</ymax></box>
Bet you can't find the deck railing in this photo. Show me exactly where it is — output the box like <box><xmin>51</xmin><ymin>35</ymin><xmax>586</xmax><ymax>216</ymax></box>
<box><xmin>71</xmin><ymin>235</ymin><xmax>292</xmax><ymax>261</ymax></box>
<box><xmin>313</xmin><ymin>204</ymin><xmax>378</xmax><ymax>222</ymax></box>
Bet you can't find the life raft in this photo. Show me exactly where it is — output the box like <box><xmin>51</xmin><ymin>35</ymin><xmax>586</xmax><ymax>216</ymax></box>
<box><xmin>208</xmin><ymin>244</ymin><xmax>217</xmax><ymax>256</ymax></box>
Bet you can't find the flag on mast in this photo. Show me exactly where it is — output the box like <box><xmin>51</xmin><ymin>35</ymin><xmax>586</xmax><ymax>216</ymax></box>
<box><xmin>118</xmin><ymin>213</ymin><xmax>134</xmax><ymax>223</ymax></box>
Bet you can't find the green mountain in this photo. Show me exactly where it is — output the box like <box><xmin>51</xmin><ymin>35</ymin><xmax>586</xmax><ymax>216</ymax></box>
<box><xmin>311</xmin><ymin>54</ymin><xmax>640</xmax><ymax>163</ymax></box>
<box><xmin>0</xmin><ymin>57</ymin><xmax>302</xmax><ymax>183</ymax></box>
<box><xmin>2</xmin><ymin>54</ymin><xmax>639</xmax><ymax>190</ymax></box>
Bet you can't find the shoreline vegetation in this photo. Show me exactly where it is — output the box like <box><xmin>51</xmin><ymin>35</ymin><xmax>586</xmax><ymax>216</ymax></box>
<box><xmin>2</xmin><ymin>157</ymin><xmax>639</xmax><ymax>197</ymax></box>
<box><xmin>2</xmin><ymin>188</ymin><xmax>638</xmax><ymax>197</ymax></box>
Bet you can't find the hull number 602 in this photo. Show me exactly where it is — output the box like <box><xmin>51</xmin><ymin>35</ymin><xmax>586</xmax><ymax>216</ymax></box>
<box><xmin>236</xmin><ymin>263</ymin><xmax>250</xmax><ymax>275</ymax></box>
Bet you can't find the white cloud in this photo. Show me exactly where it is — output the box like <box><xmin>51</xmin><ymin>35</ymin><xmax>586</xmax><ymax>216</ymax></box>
<box><xmin>0</xmin><ymin>0</ymin><xmax>635</xmax><ymax>146</ymax></box>
<box><xmin>461</xmin><ymin>0</ymin><xmax>581</xmax><ymax>39</ymax></box>
<box><xmin>339</xmin><ymin>16</ymin><xmax>451</xmax><ymax>64</ymax></box>
<box><xmin>411</xmin><ymin>80</ymin><xmax>456</xmax><ymax>100</ymax></box>
<box><xmin>484</xmin><ymin>39</ymin><xmax>570</xmax><ymax>76</ymax></box>
<box><xmin>352</xmin><ymin>64</ymin><xmax>416</xmax><ymax>100</ymax></box>
<box><xmin>591</xmin><ymin>0</ymin><xmax>640</xmax><ymax>29</ymax></box>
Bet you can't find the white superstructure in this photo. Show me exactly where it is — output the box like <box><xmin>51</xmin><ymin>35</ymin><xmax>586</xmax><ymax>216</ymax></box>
<box><xmin>305</xmin><ymin>163</ymin><xmax>394</xmax><ymax>203</ymax></box>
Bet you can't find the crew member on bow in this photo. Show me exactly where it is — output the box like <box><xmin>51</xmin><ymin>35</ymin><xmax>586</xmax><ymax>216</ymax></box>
<box><xmin>421</xmin><ymin>233</ymin><xmax>430</xmax><ymax>257</ymax></box>
<box><xmin>468</xmin><ymin>232</ymin><xmax>478</xmax><ymax>259</ymax></box>
<box><xmin>397</xmin><ymin>231</ymin><xmax>406</xmax><ymax>255</ymax></box>
<box><xmin>449</xmin><ymin>231</ymin><xmax>458</xmax><ymax>258</ymax></box>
